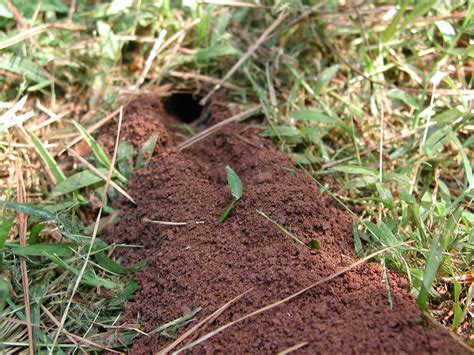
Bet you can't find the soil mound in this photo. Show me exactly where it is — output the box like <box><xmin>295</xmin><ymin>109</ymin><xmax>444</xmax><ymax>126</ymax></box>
<box><xmin>105</xmin><ymin>95</ymin><xmax>465</xmax><ymax>354</ymax></box>
<box><xmin>97</xmin><ymin>95</ymin><xmax>172</xmax><ymax>156</ymax></box>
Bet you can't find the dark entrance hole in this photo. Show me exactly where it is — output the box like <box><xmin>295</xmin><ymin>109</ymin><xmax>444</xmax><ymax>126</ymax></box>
<box><xmin>163</xmin><ymin>92</ymin><xmax>203</xmax><ymax>123</ymax></box>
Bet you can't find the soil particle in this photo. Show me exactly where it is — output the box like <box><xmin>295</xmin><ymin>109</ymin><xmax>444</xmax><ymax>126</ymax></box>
<box><xmin>105</xmin><ymin>95</ymin><xmax>465</xmax><ymax>354</ymax></box>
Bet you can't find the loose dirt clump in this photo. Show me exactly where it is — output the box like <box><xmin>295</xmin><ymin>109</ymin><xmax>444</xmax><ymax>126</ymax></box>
<box><xmin>97</xmin><ymin>95</ymin><xmax>172</xmax><ymax>156</ymax></box>
<box><xmin>105</xmin><ymin>95</ymin><xmax>465</xmax><ymax>353</ymax></box>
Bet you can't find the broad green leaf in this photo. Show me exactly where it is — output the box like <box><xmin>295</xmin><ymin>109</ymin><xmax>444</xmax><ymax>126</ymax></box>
<box><xmin>11</xmin><ymin>243</ymin><xmax>76</xmax><ymax>257</ymax></box>
<box><xmin>417</xmin><ymin>234</ymin><xmax>443</xmax><ymax>310</ymax></box>
<box><xmin>332</xmin><ymin>165</ymin><xmax>379</xmax><ymax>177</ymax></box>
<box><xmin>387</xmin><ymin>89</ymin><xmax>420</xmax><ymax>109</ymax></box>
<box><xmin>95</xmin><ymin>252</ymin><xmax>146</xmax><ymax>274</ymax></box>
<box><xmin>28</xmin><ymin>130</ymin><xmax>65</xmax><ymax>184</ymax></box>
<box><xmin>51</xmin><ymin>169</ymin><xmax>108</xmax><ymax>196</ymax></box>
<box><xmin>307</xmin><ymin>239</ymin><xmax>321</xmax><ymax>251</ymax></box>
<box><xmin>225</xmin><ymin>166</ymin><xmax>243</xmax><ymax>200</ymax></box>
<box><xmin>136</xmin><ymin>134</ymin><xmax>158</xmax><ymax>169</ymax></box>
<box><xmin>0</xmin><ymin>217</ymin><xmax>14</xmax><ymax>249</ymax></box>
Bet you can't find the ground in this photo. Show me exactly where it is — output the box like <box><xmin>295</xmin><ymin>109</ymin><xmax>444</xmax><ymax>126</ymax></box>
<box><xmin>0</xmin><ymin>1</ymin><xmax>472</xmax><ymax>353</ymax></box>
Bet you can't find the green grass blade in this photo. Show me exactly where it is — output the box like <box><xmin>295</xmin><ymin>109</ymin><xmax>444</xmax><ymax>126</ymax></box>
<box><xmin>400</xmin><ymin>0</ymin><xmax>436</xmax><ymax>30</ymax></box>
<box><xmin>382</xmin><ymin>0</ymin><xmax>407</xmax><ymax>42</ymax></box>
<box><xmin>28</xmin><ymin>130</ymin><xmax>65</xmax><ymax>184</ymax></box>
<box><xmin>331</xmin><ymin>165</ymin><xmax>379</xmax><ymax>177</ymax></box>
<box><xmin>0</xmin><ymin>201</ymin><xmax>60</xmax><ymax>223</ymax></box>
<box><xmin>95</xmin><ymin>252</ymin><xmax>146</xmax><ymax>274</ymax></box>
<box><xmin>449</xmin><ymin>132</ymin><xmax>474</xmax><ymax>190</ymax></box>
<box><xmin>46</xmin><ymin>253</ymin><xmax>121</xmax><ymax>289</ymax></box>
<box><xmin>417</xmin><ymin>233</ymin><xmax>443</xmax><ymax>310</ymax></box>
<box><xmin>109</xmin><ymin>280</ymin><xmax>140</xmax><ymax>306</ymax></box>
<box><xmin>10</xmin><ymin>243</ymin><xmax>77</xmax><ymax>257</ymax></box>
<box><xmin>290</xmin><ymin>109</ymin><xmax>337</xmax><ymax>125</ymax></box>
<box><xmin>0</xmin><ymin>217</ymin><xmax>14</xmax><ymax>249</ymax></box>
<box><xmin>72</xmin><ymin>120</ymin><xmax>127</xmax><ymax>183</ymax></box>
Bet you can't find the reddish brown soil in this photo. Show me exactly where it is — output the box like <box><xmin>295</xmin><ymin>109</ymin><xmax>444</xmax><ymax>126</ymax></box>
<box><xmin>105</xmin><ymin>95</ymin><xmax>465</xmax><ymax>354</ymax></box>
<box><xmin>97</xmin><ymin>95</ymin><xmax>173</xmax><ymax>156</ymax></box>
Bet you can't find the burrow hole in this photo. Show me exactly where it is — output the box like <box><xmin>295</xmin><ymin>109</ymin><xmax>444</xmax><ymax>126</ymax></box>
<box><xmin>163</xmin><ymin>92</ymin><xmax>204</xmax><ymax>123</ymax></box>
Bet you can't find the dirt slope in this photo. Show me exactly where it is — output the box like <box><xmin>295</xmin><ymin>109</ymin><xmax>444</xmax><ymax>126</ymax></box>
<box><xmin>105</xmin><ymin>95</ymin><xmax>465</xmax><ymax>354</ymax></box>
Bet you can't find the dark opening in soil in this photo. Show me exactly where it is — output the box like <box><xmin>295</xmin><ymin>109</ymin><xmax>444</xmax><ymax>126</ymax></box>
<box><xmin>163</xmin><ymin>92</ymin><xmax>203</xmax><ymax>123</ymax></box>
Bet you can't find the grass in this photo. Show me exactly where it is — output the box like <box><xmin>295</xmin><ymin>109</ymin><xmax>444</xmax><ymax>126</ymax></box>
<box><xmin>0</xmin><ymin>0</ymin><xmax>472</xmax><ymax>352</ymax></box>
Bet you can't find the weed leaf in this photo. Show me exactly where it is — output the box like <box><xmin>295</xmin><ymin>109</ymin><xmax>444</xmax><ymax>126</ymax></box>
<box><xmin>28</xmin><ymin>130</ymin><xmax>66</xmax><ymax>184</ymax></box>
<box><xmin>225</xmin><ymin>165</ymin><xmax>243</xmax><ymax>200</ymax></box>
<box><xmin>307</xmin><ymin>239</ymin><xmax>321</xmax><ymax>251</ymax></box>
<box><xmin>136</xmin><ymin>134</ymin><xmax>158</xmax><ymax>169</ymax></box>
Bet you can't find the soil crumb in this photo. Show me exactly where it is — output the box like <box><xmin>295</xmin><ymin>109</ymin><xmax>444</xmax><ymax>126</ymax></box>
<box><xmin>105</xmin><ymin>95</ymin><xmax>465</xmax><ymax>354</ymax></box>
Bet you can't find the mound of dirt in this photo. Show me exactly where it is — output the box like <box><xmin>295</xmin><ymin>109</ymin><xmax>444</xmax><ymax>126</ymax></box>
<box><xmin>105</xmin><ymin>95</ymin><xmax>465</xmax><ymax>354</ymax></box>
<box><xmin>97</xmin><ymin>95</ymin><xmax>173</xmax><ymax>157</ymax></box>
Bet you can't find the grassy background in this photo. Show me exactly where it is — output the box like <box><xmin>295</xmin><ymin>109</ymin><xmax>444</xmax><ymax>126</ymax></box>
<box><xmin>0</xmin><ymin>0</ymin><xmax>473</xmax><ymax>352</ymax></box>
